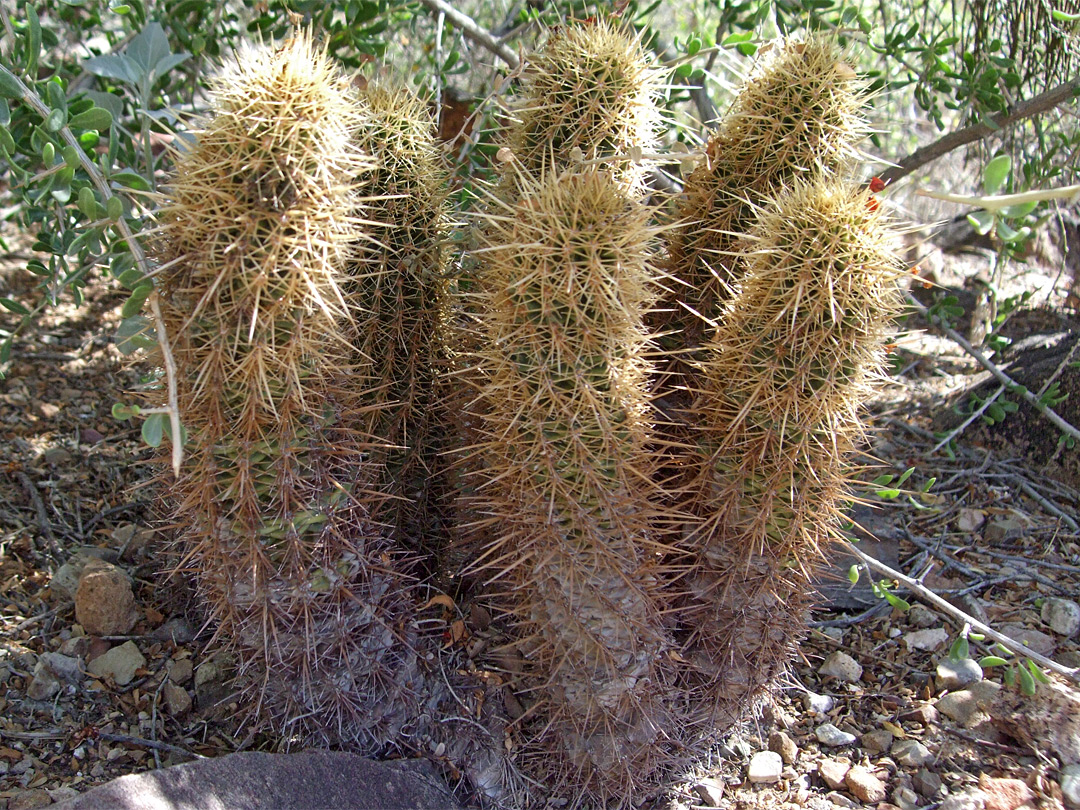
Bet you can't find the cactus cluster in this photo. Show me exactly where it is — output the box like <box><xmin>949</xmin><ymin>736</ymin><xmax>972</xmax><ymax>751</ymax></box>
<box><xmin>148</xmin><ymin>22</ymin><xmax>903</xmax><ymax>809</ymax></box>
<box><xmin>152</xmin><ymin>33</ymin><xmax>434</xmax><ymax>750</ymax></box>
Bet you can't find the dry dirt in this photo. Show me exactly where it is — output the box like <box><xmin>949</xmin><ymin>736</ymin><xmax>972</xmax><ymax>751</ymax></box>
<box><xmin>0</xmin><ymin>223</ymin><xmax>1079</xmax><ymax>810</ymax></box>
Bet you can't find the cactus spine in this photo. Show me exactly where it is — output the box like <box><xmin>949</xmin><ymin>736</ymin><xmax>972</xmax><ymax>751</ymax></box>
<box><xmin>348</xmin><ymin>80</ymin><xmax>449</xmax><ymax>546</ymax></box>
<box><xmin>502</xmin><ymin>20</ymin><xmax>661</xmax><ymax>194</ymax></box>
<box><xmin>462</xmin><ymin>22</ymin><xmax>683</xmax><ymax>798</ymax></box>
<box><xmin>656</xmin><ymin>36</ymin><xmax>867</xmax><ymax>379</ymax></box>
<box><xmin>680</xmin><ymin>177</ymin><xmax>902</xmax><ymax>723</ymax></box>
<box><xmin>153</xmin><ymin>34</ymin><xmax>422</xmax><ymax>749</ymax></box>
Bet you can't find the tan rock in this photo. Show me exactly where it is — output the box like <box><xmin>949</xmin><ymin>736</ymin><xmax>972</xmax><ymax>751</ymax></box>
<box><xmin>845</xmin><ymin>766</ymin><xmax>887</xmax><ymax>804</ymax></box>
<box><xmin>978</xmin><ymin>775</ymin><xmax>1036</xmax><ymax>810</ymax></box>
<box><xmin>163</xmin><ymin>682</ymin><xmax>192</xmax><ymax>716</ymax></box>
<box><xmin>819</xmin><ymin>757</ymin><xmax>851</xmax><ymax>790</ymax></box>
<box><xmin>75</xmin><ymin>559</ymin><xmax>137</xmax><ymax>636</ymax></box>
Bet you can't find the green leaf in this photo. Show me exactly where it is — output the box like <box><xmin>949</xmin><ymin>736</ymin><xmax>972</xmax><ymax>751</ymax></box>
<box><xmin>141</xmin><ymin>412</ymin><xmax>165</xmax><ymax>447</ymax></box>
<box><xmin>978</xmin><ymin>656</ymin><xmax>1009</xmax><ymax>667</ymax></box>
<box><xmin>0</xmin><ymin>297</ymin><xmax>30</xmax><ymax>315</ymax></box>
<box><xmin>896</xmin><ymin>467</ymin><xmax>914</xmax><ymax>486</ymax></box>
<box><xmin>84</xmin><ymin>53</ymin><xmax>142</xmax><ymax>85</ymax></box>
<box><xmin>106</xmin><ymin>195</ymin><xmax>124</xmax><ymax>220</ymax></box>
<box><xmin>1052</xmin><ymin>8</ymin><xmax>1080</xmax><ymax>20</ymax></box>
<box><xmin>0</xmin><ymin>335</ymin><xmax>11</xmax><ymax>365</ymax></box>
<box><xmin>968</xmin><ymin>209</ymin><xmax>996</xmax><ymax>235</ymax></box>
<box><xmin>114</xmin><ymin>314</ymin><xmax>155</xmax><ymax>355</ymax></box>
<box><xmin>127</xmin><ymin>22</ymin><xmax>171</xmax><ymax>76</ymax></box>
<box><xmin>1028</xmin><ymin>659</ymin><xmax>1050</xmax><ymax>684</ymax></box>
<box><xmin>45</xmin><ymin>108</ymin><xmax>66</xmax><ymax>132</ymax></box>
<box><xmin>883</xmin><ymin>590</ymin><xmax>910</xmax><ymax>612</ymax></box>
<box><xmin>948</xmin><ymin>635</ymin><xmax>969</xmax><ymax>661</ymax></box>
<box><xmin>1001</xmin><ymin>200</ymin><xmax>1038</xmax><ymax>219</ymax></box>
<box><xmin>1018</xmin><ymin>663</ymin><xmax>1036</xmax><ymax>695</ymax></box>
<box><xmin>847</xmin><ymin>564</ymin><xmax>860</xmax><ymax>585</ymax></box>
<box><xmin>78</xmin><ymin>186</ymin><xmax>97</xmax><ymax>218</ymax></box>
<box><xmin>0</xmin><ymin>68</ymin><xmax>23</xmax><ymax>100</ymax></box>
<box><xmin>111</xmin><ymin>402</ymin><xmax>141</xmax><ymax>421</ymax></box>
<box><xmin>0</xmin><ymin>98</ymin><xmax>9</xmax><ymax>126</ymax></box>
<box><xmin>68</xmin><ymin>107</ymin><xmax>113</xmax><ymax>131</ymax></box>
<box><xmin>110</xmin><ymin>170</ymin><xmax>151</xmax><ymax>191</ymax></box>
<box><xmin>122</xmin><ymin>283</ymin><xmax>153</xmax><ymax>318</ymax></box>
<box><xmin>983</xmin><ymin>154</ymin><xmax>1011</xmax><ymax>194</ymax></box>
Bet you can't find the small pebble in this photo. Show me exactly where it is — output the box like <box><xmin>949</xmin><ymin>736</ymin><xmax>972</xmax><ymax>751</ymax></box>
<box><xmin>768</xmin><ymin>730</ymin><xmax>798</xmax><ymax>765</ymax></box>
<box><xmin>819</xmin><ymin>757</ymin><xmax>851</xmax><ymax>790</ymax></box>
<box><xmin>936</xmin><ymin>657</ymin><xmax>983</xmax><ymax>690</ymax></box>
<box><xmin>694</xmin><ymin>777</ymin><xmax>724</xmax><ymax>807</ymax></box>
<box><xmin>978</xmin><ymin>775</ymin><xmax>1036</xmax><ymax>810</ymax></box>
<box><xmin>816</xmin><ymin>723</ymin><xmax>857</xmax><ymax>747</ymax></box>
<box><xmin>804</xmin><ymin>691</ymin><xmax>835</xmax><ymax>715</ymax></box>
<box><xmin>845</xmin><ymin>767</ymin><xmax>887</xmax><ymax>804</ymax></box>
<box><xmin>819</xmin><ymin>651</ymin><xmax>863</xmax><ymax>683</ymax></box>
<box><xmin>748</xmin><ymin>751</ymin><xmax>783</xmax><ymax>784</ymax></box>
<box><xmin>860</xmin><ymin>729</ymin><xmax>893</xmax><ymax>753</ymax></box>
<box><xmin>903</xmin><ymin>627</ymin><xmax>949</xmax><ymax>651</ymax></box>
<box><xmin>1059</xmin><ymin>763</ymin><xmax>1080</xmax><ymax>808</ymax></box>
<box><xmin>892</xmin><ymin>738</ymin><xmax>933</xmax><ymax>768</ymax></box>
<box><xmin>908</xmin><ymin>605</ymin><xmax>939</xmax><ymax>628</ymax></box>
<box><xmin>938</xmin><ymin>790</ymin><xmax>988</xmax><ymax>810</ymax></box>
<box><xmin>913</xmin><ymin>767</ymin><xmax>944</xmax><ymax>799</ymax></box>
<box><xmin>1041</xmin><ymin>598</ymin><xmax>1080</xmax><ymax>638</ymax></box>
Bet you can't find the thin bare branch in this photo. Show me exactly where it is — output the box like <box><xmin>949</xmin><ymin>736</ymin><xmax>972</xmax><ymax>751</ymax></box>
<box><xmin>880</xmin><ymin>78</ymin><xmax>1080</xmax><ymax>186</ymax></box>
<box><xmin>907</xmin><ymin>292</ymin><xmax>1080</xmax><ymax>447</ymax></box>
<box><xmin>0</xmin><ymin>63</ymin><xmax>184</xmax><ymax>476</ymax></box>
<box><xmin>843</xmin><ymin>539</ymin><xmax>1080</xmax><ymax>684</ymax></box>
<box><xmin>415</xmin><ymin>0</ymin><xmax>520</xmax><ymax>70</ymax></box>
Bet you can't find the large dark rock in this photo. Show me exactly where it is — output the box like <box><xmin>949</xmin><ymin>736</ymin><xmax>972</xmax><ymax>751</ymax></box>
<box><xmin>52</xmin><ymin>750</ymin><xmax>467</xmax><ymax>810</ymax></box>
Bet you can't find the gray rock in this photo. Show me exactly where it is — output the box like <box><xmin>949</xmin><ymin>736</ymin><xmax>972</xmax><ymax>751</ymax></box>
<box><xmin>891</xmin><ymin>738</ymin><xmax>933</xmax><ymax>768</ymax></box>
<box><xmin>748</xmin><ymin>751</ymin><xmax>783</xmax><ymax>784</ymax></box>
<box><xmin>40</xmin><ymin>652</ymin><xmax>83</xmax><ymax>683</ymax></box>
<box><xmin>815</xmin><ymin>723</ymin><xmax>857</xmax><ymax>747</ymax></box>
<box><xmin>903</xmin><ymin>627</ymin><xmax>949</xmax><ymax>651</ymax></box>
<box><xmin>1060</xmin><ymin>763</ymin><xmax>1080</xmax><ymax>808</ymax></box>
<box><xmin>86</xmin><ymin>641</ymin><xmax>145</xmax><ymax>687</ymax></box>
<box><xmin>804</xmin><ymin>691</ymin><xmax>835</xmax><ymax>715</ymax></box>
<box><xmin>49</xmin><ymin>751</ymin><xmax>464</xmax><ymax>810</ymax></box>
<box><xmin>1042</xmin><ymin>598</ymin><xmax>1080</xmax><ymax>637</ymax></box>
<box><xmin>694</xmin><ymin>777</ymin><xmax>724</xmax><ymax>807</ymax></box>
<box><xmin>913</xmin><ymin>767</ymin><xmax>944</xmax><ymax>799</ymax></box>
<box><xmin>168</xmin><ymin>658</ymin><xmax>194</xmax><ymax>685</ymax></box>
<box><xmin>997</xmin><ymin>624</ymin><xmax>1057</xmax><ymax>656</ymax></box>
<box><xmin>151</xmin><ymin>617</ymin><xmax>197</xmax><ymax>644</ymax></box>
<box><xmin>936</xmin><ymin>657</ymin><xmax>983</xmax><ymax>690</ymax></box>
<box><xmin>936</xmin><ymin>680</ymin><xmax>999</xmax><ymax>727</ymax></box>
<box><xmin>819</xmin><ymin>651</ymin><xmax>862</xmax><ymax>683</ymax></box>
<box><xmin>26</xmin><ymin>661</ymin><xmax>61</xmax><ymax>701</ymax></box>
<box><xmin>938</xmin><ymin>790</ymin><xmax>988</xmax><ymax>810</ymax></box>
<box><xmin>908</xmin><ymin>605</ymin><xmax>938</xmax><ymax>628</ymax></box>
<box><xmin>163</xmin><ymin>682</ymin><xmax>192</xmax><ymax>716</ymax></box>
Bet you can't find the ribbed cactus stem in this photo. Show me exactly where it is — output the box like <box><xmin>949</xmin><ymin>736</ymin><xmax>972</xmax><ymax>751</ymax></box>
<box><xmin>681</xmin><ymin>177</ymin><xmax>902</xmax><ymax>723</ymax></box>
<box><xmin>470</xmin><ymin>166</ymin><xmax>675</xmax><ymax>796</ymax></box>
<box><xmin>153</xmin><ymin>33</ymin><xmax>421</xmax><ymax>750</ymax></box>
<box><xmin>657</xmin><ymin>34</ymin><xmax>867</xmax><ymax>373</ymax></box>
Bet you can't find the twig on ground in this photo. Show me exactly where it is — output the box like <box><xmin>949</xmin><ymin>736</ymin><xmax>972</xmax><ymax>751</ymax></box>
<box><xmin>907</xmin><ymin>292</ymin><xmax>1080</xmax><ymax>448</ymax></box>
<box><xmin>931</xmin><ymin>384</ymin><xmax>1005</xmax><ymax>454</ymax></box>
<box><xmin>15</xmin><ymin>470</ymin><xmax>54</xmax><ymax>545</ymax></box>
<box><xmin>879</xmin><ymin>78</ymin><xmax>1080</xmax><ymax>186</ymax></box>
<box><xmin>843</xmin><ymin>539</ymin><xmax>1080</xmax><ymax>684</ymax></box>
<box><xmin>415</xmin><ymin>0</ymin><xmax>520</xmax><ymax>70</ymax></box>
<box><xmin>99</xmin><ymin>732</ymin><xmax>205</xmax><ymax>759</ymax></box>
<box><xmin>1012</xmin><ymin>477</ymin><xmax>1080</xmax><ymax>531</ymax></box>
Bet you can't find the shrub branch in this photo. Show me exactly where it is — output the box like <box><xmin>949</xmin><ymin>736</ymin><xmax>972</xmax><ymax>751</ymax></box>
<box><xmin>0</xmin><ymin>63</ymin><xmax>184</xmax><ymax>475</ymax></box>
